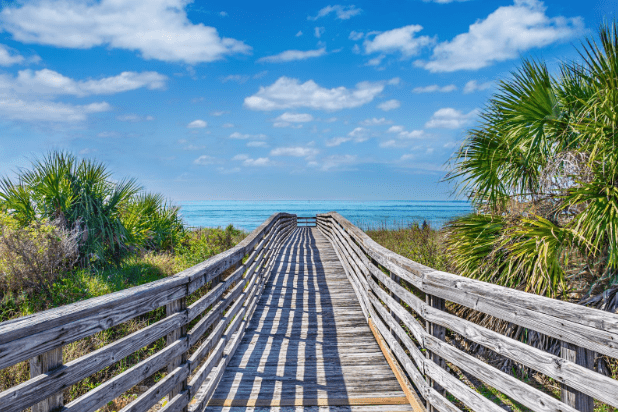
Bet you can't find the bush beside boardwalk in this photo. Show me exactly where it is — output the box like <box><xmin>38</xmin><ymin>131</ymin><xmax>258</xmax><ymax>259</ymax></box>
<box><xmin>0</xmin><ymin>152</ymin><xmax>247</xmax><ymax>410</ymax></box>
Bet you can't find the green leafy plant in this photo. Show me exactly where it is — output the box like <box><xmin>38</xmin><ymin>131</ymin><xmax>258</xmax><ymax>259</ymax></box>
<box><xmin>447</xmin><ymin>22</ymin><xmax>618</xmax><ymax>301</ymax></box>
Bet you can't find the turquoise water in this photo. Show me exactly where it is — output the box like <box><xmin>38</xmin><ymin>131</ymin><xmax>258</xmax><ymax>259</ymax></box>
<box><xmin>178</xmin><ymin>200</ymin><xmax>472</xmax><ymax>232</ymax></box>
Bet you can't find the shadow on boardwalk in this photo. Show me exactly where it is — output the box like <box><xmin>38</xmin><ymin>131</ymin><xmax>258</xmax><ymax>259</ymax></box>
<box><xmin>205</xmin><ymin>227</ymin><xmax>411</xmax><ymax>412</ymax></box>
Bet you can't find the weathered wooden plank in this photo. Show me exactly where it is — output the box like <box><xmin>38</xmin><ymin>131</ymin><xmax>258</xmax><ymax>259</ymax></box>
<box><xmin>423</xmin><ymin>360</ymin><xmax>504</xmax><ymax>412</ymax></box>
<box><xmin>424</xmin><ymin>334</ymin><xmax>579</xmax><ymax>412</ymax></box>
<box><xmin>425</xmin><ymin>293</ymin><xmax>446</xmax><ymax>410</ymax></box>
<box><xmin>422</xmin><ymin>270</ymin><xmax>618</xmax><ymax>360</ymax></box>
<box><xmin>119</xmin><ymin>363</ymin><xmax>190</xmax><ymax>412</ymax></box>
<box><xmin>0</xmin><ymin>283</ymin><xmax>185</xmax><ymax>370</ymax></box>
<box><xmin>421</xmin><ymin>301</ymin><xmax>618</xmax><ymax>407</ymax></box>
<box><xmin>63</xmin><ymin>338</ymin><xmax>189</xmax><ymax>412</ymax></box>
<box><xmin>166</xmin><ymin>297</ymin><xmax>188</xmax><ymax>404</ymax></box>
<box><xmin>30</xmin><ymin>347</ymin><xmax>63</xmax><ymax>412</ymax></box>
<box><xmin>0</xmin><ymin>312</ymin><xmax>185</xmax><ymax>412</ymax></box>
<box><xmin>561</xmin><ymin>342</ymin><xmax>594</xmax><ymax>412</ymax></box>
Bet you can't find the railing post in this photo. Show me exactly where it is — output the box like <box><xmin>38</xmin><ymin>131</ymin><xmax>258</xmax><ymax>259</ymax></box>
<box><xmin>30</xmin><ymin>347</ymin><xmax>64</xmax><ymax>412</ymax></box>
<box><xmin>389</xmin><ymin>271</ymin><xmax>402</xmax><ymax>344</ymax></box>
<box><xmin>166</xmin><ymin>297</ymin><xmax>187</xmax><ymax>409</ymax></box>
<box><xmin>425</xmin><ymin>294</ymin><xmax>446</xmax><ymax>412</ymax></box>
<box><xmin>560</xmin><ymin>342</ymin><xmax>594</xmax><ymax>411</ymax></box>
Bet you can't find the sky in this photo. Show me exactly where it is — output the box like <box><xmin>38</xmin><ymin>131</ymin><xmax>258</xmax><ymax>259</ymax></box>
<box><xmin>0</xmin><ymin>0</ymin><xmax>614</xmax><ymax>201</ymax></box>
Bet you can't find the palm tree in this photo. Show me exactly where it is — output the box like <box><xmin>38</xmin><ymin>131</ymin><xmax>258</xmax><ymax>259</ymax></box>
<box><xmin>446</xmin><ymin>22</ymin><xmax>618</xmax><ymax>307</ymax></box>
<box><xmin>0</xmin><ymin>152</ymin><xmax>183</xmax><ymax>265</ymax></box>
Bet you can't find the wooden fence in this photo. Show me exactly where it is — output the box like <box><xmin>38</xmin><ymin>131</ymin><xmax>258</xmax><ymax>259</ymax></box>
<box><xmin>0</xmin><ymin>213</ymin><xmax>296</xmax><ymax>412</ymax></box>
<box><xmin>317</xmin><ymin>212</ymin><xmax>618</xmax><ymax>412</ymax></box>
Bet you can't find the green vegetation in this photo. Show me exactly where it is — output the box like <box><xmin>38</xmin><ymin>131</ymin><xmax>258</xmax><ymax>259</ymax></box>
<box><xmin>0</xmin><ymin>151</ymin><xmax>247</xmax><ymax>407</ymax></box>
<box><xmin>446</xmin><ymin>22</ymin><xmax>618</xmax><ymax>305</ymax></box>
<box><xmin>365</xmin><ymin>221</ymin><xmax>451</xmax><ymax>272</ymax></box>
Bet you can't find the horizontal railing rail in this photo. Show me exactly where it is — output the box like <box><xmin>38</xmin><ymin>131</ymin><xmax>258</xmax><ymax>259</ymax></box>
<box><xmin>0</xmin><ymin>212</ymin><xmax>297</xmax><ymax>412</ymax></box>
<box><xmin>296</xmin><ymin>216</ymin><xmax>317</xmax><ymax>227</ymax></box>
<box><xmin>317</xmin><ymin>211</ymin><xmax>618</xmax><ymax>412</ymax></box>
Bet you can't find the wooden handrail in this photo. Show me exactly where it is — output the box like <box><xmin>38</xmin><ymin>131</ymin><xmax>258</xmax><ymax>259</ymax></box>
<box><xmin>317</xmin><ymin>211</ymin><xmax>618</xmax><ymax>412</ymax></box>
<box><xmin>0</xmin><ymin>213</ymin><xmax>297</xmax><ymax>412</ymax></box>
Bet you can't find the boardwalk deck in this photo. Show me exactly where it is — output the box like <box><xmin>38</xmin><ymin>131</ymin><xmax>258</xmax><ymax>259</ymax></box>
<box><xmin>204</xmin><ymin>227</ymin><xmax>413</xmax><ymax>412</ymax></box>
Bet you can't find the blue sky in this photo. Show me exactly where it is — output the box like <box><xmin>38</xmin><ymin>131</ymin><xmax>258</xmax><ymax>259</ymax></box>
<box><xmin>0</xmin><ymin>0</ymin><xmax>613</xmax><ymax>201</ymax></box>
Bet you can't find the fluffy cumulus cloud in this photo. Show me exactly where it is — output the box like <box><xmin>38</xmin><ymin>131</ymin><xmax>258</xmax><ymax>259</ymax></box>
<box><xmin>244</xmin><ymin>77</ymin><xmax>394</xmax><ymax>111</ymax></box>
<box><xmin>233</xmin><ymin>154</ymin><xmax>271</xmax><ymax>166</ymax></box>
<box><xmin>0</xmin><ymin>0</ymin><xmax>251</xmax><ymax>64</ymax></box>
<box><xmin>257</xmin><ymin>48</ymin><xmax>326</xmax><ymax>63</ymax></box>
<box><xmin>270</xmin><ymin>147</ymin><xmax>319</xmax><ymax>157</ymax></box>
<box><xmin>309</xmin><ymin>5</ymin><xmax>362</xmax><ymax>20</ymax></box>
<box><xmin>413</xmin><ymin>84</ymin><xmax>457</xmax><ymax>93</ymax></box>
<box><xmin>5</xmin><ymin>69</ymin><xmax>166</xmax><ymax>96</ymax></box>
<box><xmin>0</xmin><ymin>97</ymin><xmax>110</xmax><ymax>122</ymax></box>
<box><xmin>425</xmin><ymin>108</ymin><xmax>478</xmax><ymax>129</ymax></box>
<box><xmin>0</xmin><ymin>43</ymin><xmax>24</xmax><ymax>66</ymax></box>
<box><xmin>187</xmin><ymin>119</ymin><xmax>207</xmax><ymax>128</ymax></box>
<box><xmin>380</xmin><ymin>125</ymin><xmax>426</xmax><ymax>147</ymax></box>
<box><xmin>463</xmin><ymin>80</ymin><xmax>493</xmax><ymax>93</ymax></box>
<box><xmin>377</xmin><ymin>99</ymin><xmax>400</xmax><ymax>111</ymax></box>
<box><xmin>416</xmin><ymin>0</ymin><xmax>584</xmax><ymax>72</ymax></box>
<box><xmin>364</xmin><ymin>25</ymin><xmax>434</xmax><ymax>57</ymax></box>
<box><xmin>325</xmin><ymin>127</ymin><xmax>371</xmax><ymax>146</ymax></box>
<box><xmin>273</xmin><ymin>112</ymin><xmax>314</xmax><ymax>127</ymax></box>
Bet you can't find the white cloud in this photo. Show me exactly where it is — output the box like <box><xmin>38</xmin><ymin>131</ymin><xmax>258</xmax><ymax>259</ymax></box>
<box><xmin>0</xmin><ymin>43</ymin><xmax>24</xmax><ymax>66</ymax></box>
<box><xmin>325</xmin><ymin>137</ymin><xmax>351</xmax><ymax>147</ymax></box>
<box><xmin>221</xmin><ymin>74</ymin><xmax>249</xmax><ymax>83</ymax></box>
<box><xmin>360</xmin><ymin>117</ymin><xmax>392</xmax><ymax>126</ymax></box>
<box><xmin>413</xmin><ymin>84</ymin><xmax>457</xmax><ymax>93</ymax></box>
<box><xmin>244</xmin><ymin>77</ymin><xmax>392</xmax><ymax>111</ymax></box>
<box><xmin>270</xmin><ymin>147</ymin><xmax>319</xmax><ymax>157</ymax></box>
<box><xmin>210</xmin><ymin>111</ymin><xmax>228</xmax><ymax>116</ymax></box>
<box><xmin>275</xmin><ymin>112</ymin><xmax>314</xmax><ymax>123</ymax></box>
<box><xmin>187</xmin><ymin>119</ymin><xmax>207</xmax><ymax>128</ymax></box>
<box><xmin>416</xmin><ymin>0</ymin><xmax>584</xmax><ymax>72</ymax></box>
<box><xmin>364</xmin><ymin>25</ymin><xmax>434</xmax><ymax>57</ymax></box>
<box><xmin>377</xmin><ymin>99</ymin><xmax>400</xmax><ymax>111</ymax></box>
<box><xmin>347</xmin><ymin>127</ymin><xmax>369</xmax><ymax>142</ymax></box>
<box><xmin>219</xmin><ymin>11</ymin><xmax>228</xmax><ymax>17</ymax></box>
<box><xmin>309</xmin><ymin>5</ymin><xmax>362</xmax><ymax>20</ymax></box>
<box><xmin>314</xmin><ymin>27</ymin><xmax>325</xmax><ymax>38</ymax></box>
<box><xmin>381</xmin><ymin>125</ymin><xmax>426</xmax><ymax>147</ymax></box>
<box><xmin>366</xmin><ymin>55</ymin><xmax>385</xmax><ymax>66</ymax></box>
<box><xmin>194</xmin><ymin>155</ymin><xmax>218</xmax><ymax>165</ymax></box>
<box><xmin>9</xmin><ymin>69</ymin><xmax>166</xmax><ymax>96</ymax></box>
<box><xmin>463</xmin><ymin>80</ymin><xmax>493</xmax><ymax>93</ymax></box>
<box><xmin>233</xmin><ymin>154</ymin><xmax>271</xmax><ymax>166</ymax></box>
<box><xmin>229</xmin><ymin>132</ymin><xmax>267</xmax><ymax>139</ymax></box>
<box><xmin>0</xmin><ymin>0</ymin><xmax>251</xmax><ymax>64</ymax></box>
<box><xmin>257</xmin><ymin>48</ymin><xmax>326</xmax><ymax>63</ymax></box>
<box><xmin>425</xmin><ymin>108</ymin><xmax>478</xmax><ymax>129</ymax></box>
<box><xmin>247</xmin><ymin>141</ymin><xmax>267</xmax><ymax>147</ymax></box>
<box><xmin>221</xmin><ymin>123</ymin><xmax>234</xmax><ymax>128</ymax></box>
<box><xmin>349</xmin><ymin>31</ymin><xmax>364</xmax><ymax>41</ymax></box>
<box><xmin>296</xmin><ymin>31</ymin><xmax>303</xmax><ymax>37</ymax></box>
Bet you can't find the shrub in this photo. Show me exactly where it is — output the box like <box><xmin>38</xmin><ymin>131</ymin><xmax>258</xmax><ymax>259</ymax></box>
<box><xmin>0</xmin><ymin>212</ymin><xmax>79</xmax><ymax>309</ymax></box>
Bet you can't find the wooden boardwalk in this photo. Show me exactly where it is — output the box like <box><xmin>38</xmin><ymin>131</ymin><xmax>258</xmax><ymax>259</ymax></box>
<box><xmin>204</xmin><ymin>227</ymin><xmax>413</xmax><ymax>411</ymax></box>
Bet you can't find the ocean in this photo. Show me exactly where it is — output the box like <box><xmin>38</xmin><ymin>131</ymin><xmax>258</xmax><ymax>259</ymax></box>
<box><xmin>178</xmin><ymin>200</ymin><xmax>472</xmax><ymax>232</ymax></box>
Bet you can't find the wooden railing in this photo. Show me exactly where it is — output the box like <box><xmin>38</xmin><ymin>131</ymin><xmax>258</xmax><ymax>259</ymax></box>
<box><xmin>317</xmin><ymin>212</ymin><xmax>618</xmax><ymax>412</ymax></box>
<box><xmin>0</xmin><ymin>213</ymin><xmax>297</xmax><ymax>412</ymax></box>
<box><xmin>296</xmin><ymin>216</ymin><xmax>317</xmax><ymax>227</ymax></box>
